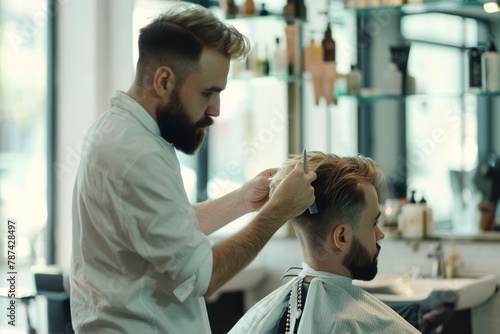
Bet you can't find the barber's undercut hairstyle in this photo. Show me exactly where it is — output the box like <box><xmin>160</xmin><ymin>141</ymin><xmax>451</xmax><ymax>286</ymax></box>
<box><xmin>136</xmin><ymin>3</ymin><xmax>251</xmax><ymax>86</ymax></box>
<box><xmin>270</xmin><ymin>151</ymin><xmax>385</xmax><ymax>251</ymax></box>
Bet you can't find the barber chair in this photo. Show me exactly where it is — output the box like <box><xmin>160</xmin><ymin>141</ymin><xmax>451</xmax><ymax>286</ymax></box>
<box><xmin>385</xmin><ymin>294</ymin><xmax>456</xmax><ymax>334</ymax></box>
<box><xmin>34</xmin><ymin>268</ymin><xmax>73</xmax><ymax>333</ymax></box>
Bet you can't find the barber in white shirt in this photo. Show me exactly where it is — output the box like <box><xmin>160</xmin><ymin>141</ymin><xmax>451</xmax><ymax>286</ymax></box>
<box><xmin>69</xmin><ymin>4</ymin><xmax>316</xmax><ymax>333</ymax></box>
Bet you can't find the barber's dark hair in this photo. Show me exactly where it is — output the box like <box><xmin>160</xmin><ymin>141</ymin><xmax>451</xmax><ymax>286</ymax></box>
<box><xmin>270</xmin><ymin>152</ymin><xmax>385</xmax><ymax>252</ymax></box>
<box><xmin>136</xmin><ymin>3</ymin><xmax>250</xmax><ymax>85</ymax></box>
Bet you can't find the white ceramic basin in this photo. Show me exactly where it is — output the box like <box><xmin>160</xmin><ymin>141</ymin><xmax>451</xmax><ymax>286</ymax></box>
<box><xmin>354</xmin><ymin>273</ymin><xmax>499</xmax><ymax>310</ymax></box>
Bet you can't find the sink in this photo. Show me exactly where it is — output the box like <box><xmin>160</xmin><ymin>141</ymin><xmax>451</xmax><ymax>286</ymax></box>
<box><xmin>354</xmin><ymin>273</ymin><xmax>499</xmax><ymax>310</ymax></box>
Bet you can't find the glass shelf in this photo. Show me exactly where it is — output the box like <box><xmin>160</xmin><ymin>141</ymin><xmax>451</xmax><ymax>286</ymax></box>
<box><xmin>336</xmin><ymin>91</ymin><xmax>500</xmax><ymax>102</ymax></box>
<box><xmin>223</xmin><ymin>14</ymin><xmax>304</xmax><ymax>25</ymax></box>
<box><xmin>328</xmin><ymin>1</ymin><xmax>499</xmax><ymax>20</ymax></box>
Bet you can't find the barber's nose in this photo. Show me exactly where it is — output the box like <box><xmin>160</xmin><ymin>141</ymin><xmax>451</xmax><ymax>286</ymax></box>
<box><xmin>376</xmin><ymin>225</ymin><xmax>385</xmax><ymax>241</ymax></box>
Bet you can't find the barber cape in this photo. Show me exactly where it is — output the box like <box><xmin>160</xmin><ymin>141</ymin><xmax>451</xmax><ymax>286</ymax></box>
<box><xmin>229</xmin><ymin>263</ymin><xmax>420</xmax><ymax>334</ymax></box>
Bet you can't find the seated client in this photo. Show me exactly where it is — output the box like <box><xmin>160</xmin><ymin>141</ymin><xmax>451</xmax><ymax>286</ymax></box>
<box><xmin>229</xmin><ymin>151</ymin><xmax>420</xmax><ymax>334</ymax></box>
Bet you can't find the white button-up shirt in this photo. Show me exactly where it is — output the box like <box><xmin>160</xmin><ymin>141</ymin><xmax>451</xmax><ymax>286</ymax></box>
<box><xmin>70</xmin><ymin>91</ymin><xmax>213</xmax><ymax>333</ymax></box>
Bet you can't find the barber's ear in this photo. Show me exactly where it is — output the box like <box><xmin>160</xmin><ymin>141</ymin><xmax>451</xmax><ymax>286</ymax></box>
<box><xmin>153</xmin><ymin>66</ymin><xmax>176</xmax><ymax>98</ymax></box>
<box><xmin>331</xmin><ymin>224</ymin><xmax>352</xmax><ymax>252</ymax></box>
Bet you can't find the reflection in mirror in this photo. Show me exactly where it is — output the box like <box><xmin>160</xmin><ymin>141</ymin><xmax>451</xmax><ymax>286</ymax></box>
<box><xmin>401</xmin><ymin>12</ymin><xmax>491</xmax><ymax>236</ymax></box>
<box><xmin>475</xmin><ymin>154</ymin><xmax>500</xmax><ymax>232</ymax></box>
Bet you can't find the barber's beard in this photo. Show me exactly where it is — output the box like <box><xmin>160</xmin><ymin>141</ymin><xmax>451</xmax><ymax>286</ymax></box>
<box><xmin>343</xmin><ymin>238</ymin><xmax>380</xmax><ymax>281</ymax></box>
<box><xmin>156</xmin><ymin>89</ymin><xmax>213</xmax><ymax>155</ymax></box>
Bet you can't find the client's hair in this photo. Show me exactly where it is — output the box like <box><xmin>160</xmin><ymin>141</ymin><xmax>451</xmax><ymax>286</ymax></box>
<box><xmin>270</xmin><ymin>151</ymin><xmax>385</xmax><ymax>252</ymax></box>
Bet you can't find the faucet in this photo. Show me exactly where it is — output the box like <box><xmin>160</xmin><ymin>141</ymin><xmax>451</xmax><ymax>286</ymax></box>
<box><xmin>427</xmin><ymin>242</ymin><xmax>446</xmax><ymax>279</ymax></box>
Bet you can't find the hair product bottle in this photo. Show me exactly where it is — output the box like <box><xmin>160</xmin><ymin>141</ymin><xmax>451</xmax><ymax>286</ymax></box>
<box><xmin>482</xmin><ymin>36</ymin><xmax>500</xmax><ymax>92</ymax></box>
<box><xmin>259</xmin><ymin>3</ymin><xmax>269</xmax><ymax>16</ymax></box>
<box><xmin>271</xmin><ymin>37</ymin><xmax>288</xmax><ymax>76</ymax></box>
<box><xmin>468</xmin><ymin>47</ymin><xmax>482</xmax><ymax>92</ymax></box>
<box><xmin>220</xmin><ymin>0</ymin><xmax>239</xmax><ymax>18</ymax></box>
<box><xmin>347</xmin><ymin>65</ymin><xmax>362</xmax><ymax>95</ymax></box>
<box><xmin>294</xmin><ymin>0</ymin><xmax>307</xmax><ymax>20</ymax></box>
<box><xmin>323</xmin><ymin>62</ymin><xmax>337</xmax><ymax>105</ymax></box>
<box><xmin>321</xmin><ymin>23</ymin><xmax>336</xmax><ymax>62</ymax></box>
<box><xmin>385</xmin><ymin>62</ymin><xmax>402</xmax><ymax>95</ymax></box>
<box><xmin>284</xmin><ymin>24</ymin><xmax>298</xmax><ymax>75</ymax></box>
<box><xmin>241</xmin><ymin>0</ymin><xmax>256</xmax><ymax>17</ymax></box>
<box><xmin>401</xmin><ymin>190</ymin><xmax>424</xmax><ymax>238</ymax></box>
<box><xmin>283</xmin><ymin>0</ymin><xmax>295</xmax><ymax>17</ymax></box>
<box><xmin>303</xmin><ymin>39</ymin><xmax>324</xmax><ymax>104</ymax></box>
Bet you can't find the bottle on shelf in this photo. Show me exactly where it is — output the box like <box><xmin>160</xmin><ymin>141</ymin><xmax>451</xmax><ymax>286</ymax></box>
<box><xmin>303</xmin><ymin>38</ymin><xmax>324</xmax><ymax>105</ymax></box>
<box><xmin>241</xmin><ymin>0</ymin><xmax>256</xmax><ymax>17</ymax></box>
<box><xmin>284</xmin><ymin>24</ymin><xmax>298</xmax><ymax>75</ymax></box>
<box><xmin>323</xmin><ymin>62</ymin><xmax>337</xmax><ymax>105</ymax></box>
<box><xmin>283</xmin><ymin>0</ymin><xmax>295</xmax><ymax>18</ymax></box>
<box><xmin>321</xmin><ymin>23</ymin><xmax>336</xmax><ymax>62</ymax></box>
<box><xmin>220</xmin><ymin>0</ymin><xmax>239</xmax><ymax>19</ymax></box>
<box><xmin>282</xmin><ymin>0</ymin><xmax>306</xmax><ymax>19</ymax></box>
<box><xmin>270</xmin><ymin>37</ymin><xmax>288</xmax><ymax>76</ymax></box>
<box><xmin>419</xmin><ymin>195</ymin><xmax>433</xmax><ymax>237</ymax></box>
<box><xmin>406</xmin><ymin>72</ymin><xmax>416</xmax><ymax>95</ymax></box>
<box><xmin>401</xmin><ymin>190</ymin><xmax>425</xmax><ymax>238</ymax></box>
<box><xmin>445</xmin><ymin>240</ymin><xmax>463</xmax><ymax>279</ymax></box>
<box><xmin>320</xmin><ymin>23</ymin><xmax>336</xmax><ymax>105</ymax></box>
<box><xmin>259</xmin><ymin>3</ymin><xmax>269</xmax><ymax>16</ymax></box>
<box><xmin>245</xmin><ymin>43</ymin><xmax>261</xmax><ymax>75</ymax></box>
<box><xmin>303</xmin><ymin>38</ymin><xmax>323</xmax><ymax>67</ymax></box>
<box><xmin>385</xmin><ymin>61</ymin><xmax>402</xmax><ymax>95</ymax></box>
<box><xmin>468</xmin><ymin>47</ymin><xmax>482</xmax><ymax>93</ymax></box>
<box><xmin>347</xmin><ymin>65</ymin><xmax>362</xmax><ymax>95</ymax></box>
<box><xmin>295</xmin><ymin>0</ymin><xmax>307</xmax><ymax>20</ymax></box>
<box><xmin>382</xmin><ymin>198</ymin><xmax>402</xmax><ymax>236</ymax></box>
<box><xmin>482</xmin><ymin>35</ymin><xmax>500</xmax><ymax>93</ymax></box>
<box><xmin>261</xmin><ymin>45</ymin><xmax>270</xmax><ymax>76</ymax></box>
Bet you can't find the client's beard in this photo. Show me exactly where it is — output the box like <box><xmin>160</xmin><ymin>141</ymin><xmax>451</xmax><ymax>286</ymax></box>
<box><xmin>343</xmin><ymin>238</ymin><xmax>381</xmax><ymax>281</ymax></box>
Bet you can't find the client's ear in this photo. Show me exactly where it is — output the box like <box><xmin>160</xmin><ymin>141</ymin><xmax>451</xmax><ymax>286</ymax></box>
<box><xmin>331</xmin><ymin>223</ymin><xmax>352</xmax><ymax>252</ymax></box>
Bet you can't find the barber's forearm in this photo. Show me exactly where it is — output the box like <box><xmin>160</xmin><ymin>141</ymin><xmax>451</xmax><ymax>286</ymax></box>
<box><xmin>204</xmin><ymin>209</ymin><xmax>287</xmax><ymax>297</ymax></box>
<box><xmin>194</xmin><ymin>189</ymin><xmax>249</xmax><ymax>235</ymax></box>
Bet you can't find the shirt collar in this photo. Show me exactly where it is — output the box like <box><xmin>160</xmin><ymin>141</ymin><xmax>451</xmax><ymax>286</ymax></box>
<box><xmin>299</xmin><ymin>262</ymin><xmax>353</xmax><ymax>284</ymax></box>
<box><xmin>109</xmin><ymin>90</ymin><xmax>161</xmax><ymax>137</ymax></box>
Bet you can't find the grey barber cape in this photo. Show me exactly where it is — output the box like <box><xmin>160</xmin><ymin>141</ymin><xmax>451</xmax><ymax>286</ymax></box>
<box><xmin>229</xmin><ymin>263</ymin><xmax>420</xmax><ymax>334</ymax></box>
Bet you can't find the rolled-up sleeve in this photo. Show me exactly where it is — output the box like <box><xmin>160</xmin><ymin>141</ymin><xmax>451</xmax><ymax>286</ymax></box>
<box><xmin>118</xmin><ymin>149</ymin><xmax>213</xmax><ymax>301</ymax></box>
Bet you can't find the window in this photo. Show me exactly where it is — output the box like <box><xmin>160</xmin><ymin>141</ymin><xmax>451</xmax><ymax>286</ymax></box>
<box><xmin>0</xmin><ymin>0</ymin><xmax>53</xmax><ymax>266</ymax></box>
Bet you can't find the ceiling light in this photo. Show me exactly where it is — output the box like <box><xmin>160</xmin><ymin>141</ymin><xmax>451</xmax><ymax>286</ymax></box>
<box><xmin>483</xmin><ymin>2</ymin><xmax>500</xmax><ymax>13</ymax></box>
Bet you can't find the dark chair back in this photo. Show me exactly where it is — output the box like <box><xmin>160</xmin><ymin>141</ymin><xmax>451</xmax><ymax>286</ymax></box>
<box><xmin>34</xmin><ymin>271</ymin><xmax>74</xmax><ymax>334</ymax></box>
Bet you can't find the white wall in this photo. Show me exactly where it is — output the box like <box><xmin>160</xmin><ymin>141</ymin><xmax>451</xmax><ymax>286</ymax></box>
<box><xmin>55</xmin><ymin>0</ymin><xmax>134</xmax><ymax>270</ymax></box>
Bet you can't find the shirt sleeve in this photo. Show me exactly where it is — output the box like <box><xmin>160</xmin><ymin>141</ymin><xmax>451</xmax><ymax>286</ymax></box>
<box><xmin>118</xmin><ymin>148</ymin><xmax>212</xmax><ymax>302</ymax></box>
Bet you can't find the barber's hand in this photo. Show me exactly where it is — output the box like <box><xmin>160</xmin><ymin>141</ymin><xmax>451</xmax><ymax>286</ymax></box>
<box><xmin>266</xmin><ymin>162</ymin><xmax>317</xmax><ymax>220</ymax></box>
<box><xmin>240</xmin><ymin>168</ymin><xmax>278</xmax><ymax>212</ymax></box>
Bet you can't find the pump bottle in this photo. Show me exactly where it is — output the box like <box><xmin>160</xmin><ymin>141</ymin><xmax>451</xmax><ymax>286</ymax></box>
<box><xmin>385</xmin><ymin>62</ymin><xmax>402</xmax><ymax>95</ymax></box>
<box><xmin>482</xmin><ymin>36</ymin><xmax>500</xmax><ymax>92</ymax></box>
<box><xmin>322</xmin><ymin>23</ymin><xmax>336</xmax><ymax>62</ymax></box>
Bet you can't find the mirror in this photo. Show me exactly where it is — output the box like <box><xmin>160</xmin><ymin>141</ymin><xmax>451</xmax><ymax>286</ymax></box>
<box><xmin>402</xmin><ymin>12</ymin><xmax>499</xmax><ymax>238</ymax></box>
<box><xmin>365</xmin><ymin>11</ymin><xmax>500</xmax><ymax>239</ymax></box>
